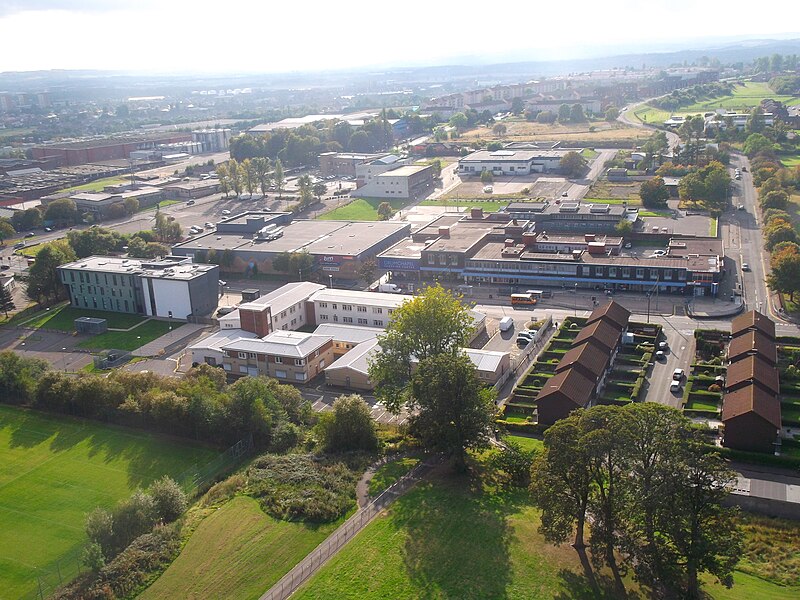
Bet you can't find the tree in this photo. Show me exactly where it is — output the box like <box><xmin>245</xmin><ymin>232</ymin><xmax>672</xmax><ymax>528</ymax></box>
<box><xmin>570</xmin><ymin>103</ymin><xmax>586</xmax><ymax>122</ymax></box>
<box><xmin>153</xmin><ymin>212</ymin><xmax>182</xmax><ymax>243</ymax></box>
<box><xmin>558</xmin><ymin>104</ymin><xmax>572</xmax><ymax>123</ymax></box>
<box><xmin>489</xmin><ymin>440</ymin><xmax>537</xmax><ymax>487</ymax></box>
<box><xmin>743</xmin><ymin>133</ymin><xmax>772</xmax><ymax>157</ymax></box>
<box><xmin>410</xmin><ymin>353</ymin><xmax>495</xmax><ymax>470</ymax></box>
<box><xmin>761</xmin><ymin>189</ymin><xmax>789</xmax><ymax>210</ymax></box>
<box><xmin>530</xmin><ymin>413</ymin><xmax>592</xmax><ymax>548</ymax></box>
<box><xmin>492</xmin><ymin>122</ymin><xmax>507</xmax><ymax>136</ymax></box>
<box><xmin>377</xmin><ymin>202</ymin><xmax>394</xmax><ymax>221</ymax></box>
<box><xmin>480</xmin><ymin>170</ymin><xmax>493</xmax><ymax>184</ymax></box>
<box><xmin>369</xmin><ymin>284</ymin><xmax>474</xmax><ymax>412</ymax></box>
<box><xmin>148</xmin><ymin>476</ymin><xmax>187</xmax><ymax>523</ymax></box>
<box><xmin>11</xmin><ymin>207</ymin><xmax>42</xmax><ymax>231</ymax></box>
<box><xmin>44</xmin><ymin>198</ymin><xmax>79</xmax><ymax>226</ymax></box>
<box><xmin>243</xmin><ymin>158</ymin><xmax>257</xmax><ymax>197</ymax></box>
<box><xmin>252</xmin><ymin>157</ymin><xmax>271</xmax><ymax>197</ymax></box>
<box><xmin>767</xmin><ymin>242</ymin><xmax>800</xmax><ymax>301</ymax></box>
<box><xmin>26</xmin><ymin>240</ymin><xmax>76</xmax><ymax>303</ymax></box>
<box><xmin>312</xmin><ymin>182</ymin><xmax>327</xmax><ymax>199</ymax></box>
<box><xmin>642</xmin><ymin>131</ymin><xmax>669</xmax><ymax>169</ymax></box>
<box><xmin>349</xmin><ymin>130</ymin><xmax>371</xmax><ymax>152</ymax></box>
<box><xmin>536</xmin><ymin>111</ymin><xmax>556</xmax><ymax>124</ymax></box>
<box><xmin>359</xmin><ymin>258</ymin><xmax>376</xmax><ymax>287</ymax></box>
<box><xmin>701</xmin><ymin>163</ymin><xmax>731</xmax><ymax>209</ymax></box>
<box><xmin>615</xmin><ymin>219</ymin><xmax>633</xmax><ymax>235</ymax></box>
<box><xmin>273</xmin><ymin>159</ymin><xmax>285</xmax><ymax>198</ymax></box>
<box><xmin>639</xmin><ymin>176</ymin><xmax>670</xmax><ymax>208</ymax></box>
<box><xmin>0</xmin><ymin>218</ymin><xmax>15</xmax><ymax>245</ymax></box>
<box><xmin>605</xmin><ymin>106</ymin><xmax>620</xmax><ymax>121</ymax></box>
<box><xmin>678</xmin><ymin>172</ymin><xmax>707</xmax><ymax>205</ymax></box>
<box><xmin>0</xmin><ymin>283</ymin><xmax>15</xmax><ymax>317</ymax></box>
<box><xmin>428</xmin><ymin>159</ymin><xmax>442</xmax><ymax>179</ymax></box>
<box><xmin>228</xmin><ymin>158</ymin><xmax>243</xmax><ymax>197</ymax></box>
<box><xmin>559</xmin><ymin>151</ymin><xmax>586</xmax><ymax>178</ymax></box>
<box><xmin>216</xmin><ymin>163</ymin><xmax>231</xmax><ymax>197</ymax></box>
<box><xmin>511</xmin><ymin>97</ymin><xmax>525</xmax><ymax>115</ymax></box>
<box><xmin>297</xmin><ymin>174</ymin><xmax>314</xmax><ymax>210</ymax></box>
<box><xmin>764</xmin><ymin>219</ymin><xmax>798</xmax><ymax>250</ymax></box>
<box><xmin>449</xmin><ymin>112</ymin><xmax>469</xmax><ymax>131</ymax></box>
<box><xmin>315</xmin><ymin>394</ymin><xmax>378</xmax><ymax>452</ymax></box>
<box><xmin>122</xmin><ymin>197</ymin><xmax>139</xmax><ymax>215</ymax></box>
<box><xmin>67</xmin><ymin>227</ymin><xmax>125</xmax><ymax>258</ymax></box>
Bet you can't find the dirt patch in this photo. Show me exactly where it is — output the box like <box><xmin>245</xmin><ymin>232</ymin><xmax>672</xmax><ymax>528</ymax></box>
<box><xmin>586</xmin><ymin>180</ymin><xmax>642</xmax><ymax>200</ymax></box>
<box><xmin>460</xmin><ymin>119</ymin><xmax>650</xmax><ymax>144</ymax></box>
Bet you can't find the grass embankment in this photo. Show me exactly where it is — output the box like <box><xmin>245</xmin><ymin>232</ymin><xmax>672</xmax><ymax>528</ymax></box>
<box><xmin>318</xmin><ymin>197</ymin><xmax>413</xmax><ymax>221</ymax></box>
<box><xmin>19</xmin><ymin>303</ymin><xmax>147</xmax><ymax>331</ymax></box>
<box><xmin>139</xmin><ymin>496</ymin><xmax>340</xmax><ymax>600</ymax></box>
<box><xmin>76</xmin><ymin>319</ymin><xmax>179</xmax><ymax>351</ymax></box>
<box><xmin>0</xmin><ymin>404</ymin><xmax>216</xmax><ymax>600</ymax></box>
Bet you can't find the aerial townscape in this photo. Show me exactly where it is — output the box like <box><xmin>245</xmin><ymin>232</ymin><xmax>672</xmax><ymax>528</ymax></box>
<box><xmin>3</xmin><ymin>3</ymin><xmax>800</xmax><ymax>599</ymax></box>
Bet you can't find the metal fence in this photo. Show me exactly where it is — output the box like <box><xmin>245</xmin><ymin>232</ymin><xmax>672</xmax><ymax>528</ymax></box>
<box><xmin>24</xmin><ymin>548</ymin><xmax>85</xmax><ymax>600</ymax></box>
<box><xmin>259</xmin><ymin>460</ymin><xmax>431</xmax><ymax>600</ymax></box>
<box><xmin>175</xmin><ymin>433</ymin><xmax>254</xmax><ymax>498</ymax></box>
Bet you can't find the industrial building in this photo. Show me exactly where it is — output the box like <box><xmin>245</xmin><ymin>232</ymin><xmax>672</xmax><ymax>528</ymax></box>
<box><xmin>31</xmin><ymin>133</ymin><xmax>192</xmax><ymax>167</ymax></box>
<box><xmin>57</xmin><ymin>186</ymin><xmax>164</xmax><ymax>218</ymax></box>
<box><xmin>191</xmin><ymin>129</ymin><xmax>231</xmax><ymax>153</ymax></box>
<box><xmin>378</xmin><ymin>210</ymin><xmax>720</xmax><ymax>296</ymax></box>
<box><xmin>170</xmin><ymin>211</ymin><xmax>411</xmax><ymax>281</ymax></box>
<box><xmin>351</xmin><ymin>164</ymin><xmax>435</xmax><ymax>199</ymax></box>
<box><xmin>458</xmin><ymin>149</ymin><xmax>572</xmax><ymax>176</ymax></box>
<box><xmin>58</xmin><ymin>255</ymin><xmax>219</xmax><ymax>319</ymax></box>
<box><xmin>319</xmin><ymin>152</ymin><xmax>385</xmax><ymax>177</ymax></box>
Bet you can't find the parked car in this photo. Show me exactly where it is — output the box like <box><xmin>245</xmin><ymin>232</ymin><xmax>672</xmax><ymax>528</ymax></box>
<box><xmin>658</xmin><ymin>341</ymin><xmax>668</xmax><ymax>351</ymax></box>
<box><xmin>670</xmin><ymin>381</ymin><xmax>682</xmax><ymax>393</ymax></box>
<box><xmin>623</xmin><ymin>242</ymin><xmax>632</xmax><ymax>249</ymax></box>
<box><xmin>205</xmin><ymin>222</ymin><xmax>214</xmax><ymax>229</ymax></box>
<box><xmin>499</xmin><ymin>316</ymin><xmax>514</xmax><ymax>332</ymax></box>
<box><xmin>24</xmin><ymin>232</ymin><xmax>35</xmax><ymax>238</ymax></box>
<box><xmin>673</xmin><ymin>368</ymin><xmax>684</xmax><ymax>381</ymax></box>
<box><xmin>44</xmin><ymin>227</ymin><xmax>52</xmax><ymax>232</ymax></box>
<box><xmin>0</xmin><ymin>264</ymin><xmax>10</xmax><ymax>270</ymax></box>
<box><xmin>13</xmin><ymin>242</ymin><xmax>25</xmax><ymax>249</ymax></box>
<box><xmin>655</xmin><ymin>350</ymin><xmax>666</xmax><ymax>361</ymax></box>
<box><xmin>651</xmin><ymin>249</ymin><xmax>666</xmax><ymax>256</ymax></box>
<box><xmin>221</xmin><ymin>209</ymin><xmax>231</xmax><ymax>216</ymax></box>
<box><xmin>186</xmin><ymin>200</ymin><xmax>195</xmax><ymax>206</ymax></box>
<box><xmin>483</xmin><ymin>185</ymin><xmax>493</xmax><ymax>194</ymax></box>
<box><xmin>737</xmin><ymin>204</ymin><xmax>745</xmax><ymax>211</ymax></box>
<box><xmin>742</xmin><ymin>263</ymin><xmax>750</xmax><ymax>271</ymax></box>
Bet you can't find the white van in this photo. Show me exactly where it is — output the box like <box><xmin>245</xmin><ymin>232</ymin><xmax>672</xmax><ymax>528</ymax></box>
<box><xmin>499</xmin><ymin>317</ymin><xmax>514</xmax><ymax>332</ymax></box>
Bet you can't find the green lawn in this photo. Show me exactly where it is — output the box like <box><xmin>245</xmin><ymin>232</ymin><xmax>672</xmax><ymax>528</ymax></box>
<box><xmin>505</xmin><ymin>435</ymin><xmax>544</xmax><ymax>453</ymax></box>
<box><xmin>0</xmin><ymin>404</ymin><xmax>216</xmax><ymax>600</ymax></box>
<box><xmin>583</xmin><ymin>197</ymin><xmax>642</xmax><ymax>206</ymax></box>
<box><xmin>419</xmin><ymin>199</ymin><xmax>508</xmax><ymax>213</ymax></box>
<box><xmin>580</xmin><ymin>148</ymin><xmax>599</xmax><ymax>159</ymax></box>
<box><xmin>19</xmin><ymin>303</ymin><xmax>147</xmax><ymax>331</ymax></box>
<box><xmin>58</xmin><ymin>176</ymin><xmax>129</xmax><ymax>194</ymax></box>
<box><xmin>76</xmin><ymin>319</ymin><xmax>179</xmax><ymax>351</ymax></box>
<box><xmin>318</xmin><ymin>197</ymin><xmax>413</xmax><ymax>221</ymax></box>
<box><xmin>780</xmin><ymin>154</ymin><xmax>800</xmax><ymax>168</ymax></box>
<box><xmin>140</xmin><ymin>496</ymin><xmax>340</xmax><ymax>600</ymax></box>
<box><xmin>710</xmin><ymin>217</ymin><xmax>719</xmax><ymax>237</ymax></box>
<box><xmin>685</xmin><ymin>397</ymin><xmax>721</xmax><ymax>412</ymax></box>
<box><xmin>367</xmin><ymin>457</ymin><xmax>420</xmax><ymax>496</ymax></box>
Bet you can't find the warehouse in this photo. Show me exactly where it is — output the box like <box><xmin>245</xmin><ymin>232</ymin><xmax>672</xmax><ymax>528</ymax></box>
<box><xmin>458</xmin><ymin>149</ymin><xmax>571</xmax><ymax>176</ymax></box>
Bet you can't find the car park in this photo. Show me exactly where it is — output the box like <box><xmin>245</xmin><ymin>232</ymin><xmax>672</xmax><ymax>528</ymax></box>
<box><xmin>673</xmin><ymin>368</ymin><xmax>684</xmax><ymax>381</ymax></box>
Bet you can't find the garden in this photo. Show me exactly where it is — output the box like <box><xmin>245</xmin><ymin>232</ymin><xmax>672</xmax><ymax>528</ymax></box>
<box><xmin>778</xmin><ymin>341</ymin><xmax>800</xmax><ymax>431</ymax></box>
<box><xmin>682</xmin><ymin>329</ymin><xmax>728</xmax><ymax>420</ymax></box>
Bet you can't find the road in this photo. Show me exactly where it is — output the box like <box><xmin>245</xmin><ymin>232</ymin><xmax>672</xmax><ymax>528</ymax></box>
<box><xmin>618</xmin><ymin>101</ymin><xmax>680</xmax><ymax>150</ymax></box>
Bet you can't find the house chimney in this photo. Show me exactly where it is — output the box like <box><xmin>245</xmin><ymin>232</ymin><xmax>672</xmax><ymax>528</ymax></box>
<box><xmin>438</xmin><ymin>226</ymin><xmax>450</xmax><ymax>238</ymax></box>
<box><xmin>470</xmin><ymin>207</ymin><xmax>484</xmax><ymax>219</ymax></box>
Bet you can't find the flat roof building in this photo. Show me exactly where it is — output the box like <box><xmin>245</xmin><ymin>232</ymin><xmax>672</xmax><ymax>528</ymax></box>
<box><xmin>458</xmin><ymin>149</ymin><xmax>572</xmax><ymax>176</ymax></box>
<box><xmin>222</xmin><ymin>330</ymin><xmax>334</xmax><ymax>382</ymax></box>
<box><xmin>58</xmin><ymin>255</ymin><xmax>219</xmax><ymax>319</ymax></box>
<box><xmin>170</xmin><ymin>211</ymin><xmax>410</xmax><ymax>281</ymax></box>
<box><xmin>353</xmin><ymin>163</ymin><xmax>435</xmax><ymax>199</ymax></box>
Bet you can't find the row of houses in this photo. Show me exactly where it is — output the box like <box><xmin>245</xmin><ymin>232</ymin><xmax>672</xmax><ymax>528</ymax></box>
<box><xmin>721</xmin><ymin>310</ymin><xmax>782</xmax><ymax>454</ymax></box>
<box><xmin>535</xmin><ymin>301</ymin><xmax>631</xmax><ymax>425</ymax></box>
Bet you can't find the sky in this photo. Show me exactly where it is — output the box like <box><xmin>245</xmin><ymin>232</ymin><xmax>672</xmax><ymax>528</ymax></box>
<box><xmin>0</xmin><ymin>0</ymin><xmax>798</xmax><ymax>74</ymax></box>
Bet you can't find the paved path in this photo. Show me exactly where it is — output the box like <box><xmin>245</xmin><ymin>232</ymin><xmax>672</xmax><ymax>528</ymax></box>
<box><xmin>259</xmin><ymin>457</ymin><xmax>437</xmax><ymax>600</ymax></box>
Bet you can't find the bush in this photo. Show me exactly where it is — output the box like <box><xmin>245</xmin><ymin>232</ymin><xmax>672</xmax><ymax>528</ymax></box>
<box><xmin>247</xmin><ymin>453</ymin><xmax>365</xmax><ymax>522</ymax></box>
<box><xmin>315</xmin><ymin>394</ymin><xmax>378</xmax><ymax>453</ymax></box>
<box><xmin>489</xmin><ymin>441</ymin><xmax>537</xmax><ymax>487</ymax></box>
<box><xmin>270</xmin><ymin>421</ymin><xmax>301</xmax><ymax>452</ymax></box>
<box><xmin>148</xmin><ymin>477</ymin><xmax>187</xmax><ymax>524</ymax></box>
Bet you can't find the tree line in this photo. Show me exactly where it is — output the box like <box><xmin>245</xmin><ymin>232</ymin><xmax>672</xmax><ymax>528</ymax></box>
<box><xmin>531</xmin><ymin>403</ymin><xmax>742</xmax><ymax>599</ymax></box>
<box><xmin>0</xmin><ymin>353</ymin><xmax>310</xmax><ymax>450</ymax></box>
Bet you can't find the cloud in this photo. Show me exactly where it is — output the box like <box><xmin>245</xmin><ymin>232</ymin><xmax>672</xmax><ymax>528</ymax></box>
<box><xmin>0</xmin><ymin>1</ymin><xmax>155</xmax><ymax>17</ymax></box>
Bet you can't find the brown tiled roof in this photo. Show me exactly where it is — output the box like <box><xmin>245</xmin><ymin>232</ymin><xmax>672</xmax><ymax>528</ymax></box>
<box><xmin>728</xmin><ymin>330</ymin><xmax>777</xmax><ymax>366</ymax></box>
<box><xmin>725</xmin><ymin>355</ymin><xmax>780</xmax><ymax>395</ymax></box>
<box><xmin>572</xmin><ymin>319</ymin><xmax>622</xmax><ymax>354</ymax></box>
<box><xmin>586</xmin><ymin>300</ymin><xmax>631</xmax><ymax>331</ymax></box>
<box><xmin>556</xmin><ymin>341</ymin><xmax>610</xmax><ymax>380</ymax></box>
<box><xmin>731</xmin><ymin>310</ymin><xmax>776</xmax><ymax>341</ymax></box>
<box><xmin>536</xmin><ymin>368</ymin><xmax>594</xmax><ymax>407</ymax></box>
<box><xmin>722</xmin><ymin>384</ymin><xmax>781</xmax><ymax>428</ymax></box>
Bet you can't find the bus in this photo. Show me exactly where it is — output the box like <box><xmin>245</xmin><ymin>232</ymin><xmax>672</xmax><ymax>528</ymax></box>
<box><xmin>511</xmin><ymin>293</ymin><xmax>537</xmax><ymax>307</ymax></box>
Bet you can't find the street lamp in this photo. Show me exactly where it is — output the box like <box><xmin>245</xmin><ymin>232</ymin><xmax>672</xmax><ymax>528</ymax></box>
<box><xmin>573</xmin><ymin>283</ymin><xmax>578</xmax><ymax>317</ymax></box>
<box><xmin>61</xmin><ymin>347</ymin><xmax>67</xmax><ymax>372</ymax></box>
<box><xmin>329</xmin><ymin>274</ymin><xmax>333</xmax><ymax>289</ymax></box>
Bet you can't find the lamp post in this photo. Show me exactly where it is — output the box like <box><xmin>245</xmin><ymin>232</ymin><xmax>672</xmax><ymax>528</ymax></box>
<box><xmin>61</xmin><ymin>347</ymin><xmax>67</xmax><ymax>372</ymax></box>
<box><xmin>573</xmin><ymin>283</ymin><xmax>578</xmax><ymax>317</ymax></box>
<box><xmin>329</xmin><ymin>274</ymin><xmax>333</xmax><ymax>289</ymax></box>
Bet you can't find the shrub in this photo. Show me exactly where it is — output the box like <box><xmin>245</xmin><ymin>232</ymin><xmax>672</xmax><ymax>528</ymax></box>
<box><xmin>270</xmin><ymin>421</ymin><xmax>301</xmax><ymax>452</ymax></box>
<box><xmin>489</xmin><ymin>441</ymin><xmax>537</xmax><ymax>487</ymax></box>
<box><xmin>148</xmin><ymin>477</ymin><xmax>187</xmax><ymax>524</ymax></box>
<box><xmin>315</xmin><ymin>394</ymin><xmax>378</xmax><ymax>453</ymax></box>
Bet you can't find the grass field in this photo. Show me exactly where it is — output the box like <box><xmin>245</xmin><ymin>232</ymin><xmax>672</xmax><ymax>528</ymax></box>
<box><xmin>317</xmin><ymin>197</ymin><xmax>413</xmax><ymax>221</ymax></box>
<box><xmin>780</xmin><ymin>154</ymin><xmax>800</xmax><ymax>167</ymax></box>
<box><xmin>460</xmin><ymin>118</ymin><xmax>650</xmax><ymax>144</ymax></box>
<box><xmin>140</xmin><ymin>496</ymin><xmax>340</xmax><ymax>600</ymax></box>
<box><xmin>419</xmin><ymin>199</ymin><xmax>508</xmax><ymax>213</ymax></box>
<box><xmin>76</xmin><ymin>319</ymin><xmax>178</xmax><ymax>351</ymax></box>
<box><xmin>0</xmin><ymin>404</ymin><xmax>216</xmax><ymax>600</ymax></box>
<box><xmin>505</xmin><ymin>435</ymin><xmax>544</xmax><ymax>453</ymax></box>
<box><xmin>19</xmin><ymin>303</ymin><xmax>147</xmax><ymax>331</ymax></box>
<box><xmin>58</xmin><ymin>176</ymin><xmax>129</xmax><ymax>194</ymax></box>
<box><xmin>294</xmin><ymin>468</ymin><xmax>799</xmax><ymax>600</ymax></box>
<box><xmin>367</xmin><ymin>457</ymin><xmax>420</xmax><ymax>496</ymax></box>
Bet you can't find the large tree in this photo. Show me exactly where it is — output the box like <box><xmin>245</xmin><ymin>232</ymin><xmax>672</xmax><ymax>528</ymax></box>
<box><xmin>767</xmin><ymin>242</ymin><xmax>800</xmax><ymax>301</ymax></box>
<box><xmin>26</xmin><ymin>240</ymin><xmax>76</xmax><ymax>303</ymax></box>
<box><xmin>153</xmin><ymin>212</ymin><xmax>182</xmax><ymax>244</ymax></box>
<box><xmin>0</xmin><ymin>219</ymin><xmax>15</xmax><ymax>245</ymax></box>
<box><xmin>44</xmin><ymin>198</ymin><xmax>79</xmax><ymax>226</ymax></box>
<box><xmin>639</xmin><ymin>176</ymin><xmax>670</xmax><ymax>208</ymax></box>
<box><xmin>369</xmin><ymin>283</ymin><xmax>474</xmax><ymax>411</ymax></box>
<box><xmin>559</xmin><ymin>151</ymin><xmax>586</xmax><ymax>178</ymax></box>
<box><xmin>410</xmin><ymin>353</ymin><xmax>495</xmax><ymax>470</ymax></box>
<box><xmin>377</xmin><ymin>202</ymin><xmax>394</xmax><ymax>221</ymax></box>
<box><xmin>0</xmin><ymin>283</ymin><xmax>15</xmax><ymax>317</ymax></box>
<box><xmin>273</xmin><ymin>159</ymin><xmax>285</xmax><ymax>198</ymax></box>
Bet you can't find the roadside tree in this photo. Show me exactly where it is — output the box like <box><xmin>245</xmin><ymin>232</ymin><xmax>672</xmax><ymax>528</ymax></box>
<box><xmin>0</xmin><ymin>283</ymin><xmax>15</xmax><ymax>317</ymax></box>
<box><xmin>377</xmin><ymin>202</ymin><xmax>394</xmax><ymax>220</ymax></box>
<box><xmin>639</xmin><ymin>176</ymin><xmax>670</xmax><ymax>208</ymax></box>
<box><xmin>0</xmin><ymin>219</ymin><xmax>16</xmax><ymax>244</ymax></box>
<box><xmin>767</xmin><ymin>242</ymin><xmax>800</xmax><ymax>301</ymax></box>
<box><xmin>273</xmin><ymin>159</ymin><xmax>285</xmax><ymax>198</ymax></box>
<box><xmin>26</xmin><ymin>240</ymin><xmax>76</xmax><ymax>303</ymax></box>
<box><xmin>559</xmin><ymin>151</ymin><xmax>586</xmax><ymax>178</ymax></box>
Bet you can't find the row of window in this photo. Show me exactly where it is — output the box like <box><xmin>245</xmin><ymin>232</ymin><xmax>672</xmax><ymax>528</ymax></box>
<box><xmin>318</xmin><ymin>313</ymin><xmax>384</xmax><ymax>327</ymax></box>
<box><xmin>66</xmin><ymin>270</ymin><xmax>133</xmax><ymax>287</ymax></box>
<box><xmin>73</xmin><ymin>296</ymin><xmax>131</xmax><ymax>312</ymax></box>
<box><xmin>235</xmin><ymin>351</ymin><xmax>307</xmax><ymax>366</ymax></box>
<box><xmin>72</xmin><ymin>284</ymin><xmax>134</xmax><ymax>298</ymax></box>
<box><xmin>317</xmin><ymin>302</ymin><xmax>388</xmax><ymax>314</ymax></box>
<box><xmin>464</xmin><ymin>261</ymin><xmax>691</xmax><ymax>281</ymax></box>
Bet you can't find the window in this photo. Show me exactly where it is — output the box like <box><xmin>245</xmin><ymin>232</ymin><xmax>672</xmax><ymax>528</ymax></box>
<box><xmin>608</xmin><ymin>267</ymin><xmax>617</xmax><ymax>278</ymax></box>
<box><xmin>357</xmin><ymin>306</ymin><xmax>366</xmax><ymax>312</ymax></box>
<box><xmin>388</xmin><ymin>309</ymin><xmax>394</xmax><ymax>315</ymax></box>
<box><xmin>248</xmin><ymin>352</ymin><xmax>257</xmax><ymax>359</ymax></box>
<box><xmin>319</xmin><ymin>302</ymin><xmax>328</xmax><ymax>308</ymax></box>
<box><xmin>294</xmin><ymin>358</ymin><xmax>305</xmax><ymax>366</ymax></box>
<box><xmin>343</xmin><ymin>304</ymin><xmax>352</xmax><ymax>311</ymax></box>
<box><xmin>373</xmin><ymin>319</ymin><xmax>383</xmax><ymax>326</ymax></box>
<box><xmin>70</xmin><ymin>272</ymin><xmax>75</xmax><ymax>282</ymax></box>
<box><xmin>320</xmin><ymin>314</ymin><xmax>329</xmax><ymax>320</ymax></box>
<box><xmin>239</xmin><ymin>365</ymin><xmax>248</xmax><ymax>374</ymax></box>
<box><xmin>112</xmin><ymin>274</ymin><xmax>117</xmax><ymax>286</ymax></box>
<box><xmin>358</xmin><ymin>318</ymin><xmax>368</xmax><ymax>325</ymax></box>
<box><xmin>275</xmin><ymin>369</ymin><xmax>287</xmax><ymax>379</ymax></box>
<box><xmin>295</xmin><ymin>372</ymin><xmax>306</xmax><ymax>381</ymax></box>
<box><xmin>333</xmin><ymin>315</ymin><xmax>339</xmax><ymax>322</ymax></box>
<box><xmin>373</xmin><ymin>307</ymin><xmax>383</xmax><ymax>314</ymax></box>
<box><xmin>238</xmin><ymin>352</ymin><xmax>248</xmax><ymax>359</ymax></box>
<box><xmin>343</xmin><ymin>316</ymin><xmax>353</xmax><ymax>323</ymax></box>
<box><xmin>291</xmin><ymin>318</ymin><xmax>297</xmax><ymax>326</ymax></box>
<box><xmin>281</xmin><ymin>311</ymin><xmax>287</xmax><ymax>318</ymax></box>
<box><xmin>635</xmin><ymin>268</ymin><xmax>645</xmax><ymax>279</ymax></box>
<box><xmin>275</xmin><ymin>356</ymin><xmax>283</xmax><ymax>363</ymax></box>
<box><xmin>332</xmin><ymin>304</ymin><xmax>338</xmax><ymax>310</ymax></box>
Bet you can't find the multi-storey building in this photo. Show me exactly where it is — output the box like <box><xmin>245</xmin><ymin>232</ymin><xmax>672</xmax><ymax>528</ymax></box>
<box><xmin>221</xmin><ymin>330</ymin><xmax>334</xmax><ymax>382</ymax></box>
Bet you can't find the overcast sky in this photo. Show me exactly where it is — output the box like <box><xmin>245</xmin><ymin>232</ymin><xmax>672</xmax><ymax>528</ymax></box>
<box><xmin>0</xmin><ymin>0</ymin><xmax>797</xmax><ymax>73</ymax></box>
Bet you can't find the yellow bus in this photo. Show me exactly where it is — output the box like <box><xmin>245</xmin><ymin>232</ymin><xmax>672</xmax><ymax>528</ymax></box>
<box><xmin>511</xmin><ymin>293</ymin><xmax>537</xmax><ymax>306</ymax></box>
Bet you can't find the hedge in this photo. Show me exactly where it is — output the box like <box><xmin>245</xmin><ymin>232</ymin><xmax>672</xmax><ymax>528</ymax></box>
<box><xmin>496</xmin><ymin>420</ymin><xmax>548</xmax><ymax>435</ymax></box>
<box><xmin>714</xmin><ymin>446</ymin><xmax>800</xmax><ymax>469</ymax></box>
<box><xmin>778</xmin><ymin>335</ymin><xmax>800</xmax><ymax>345</ymax></box>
